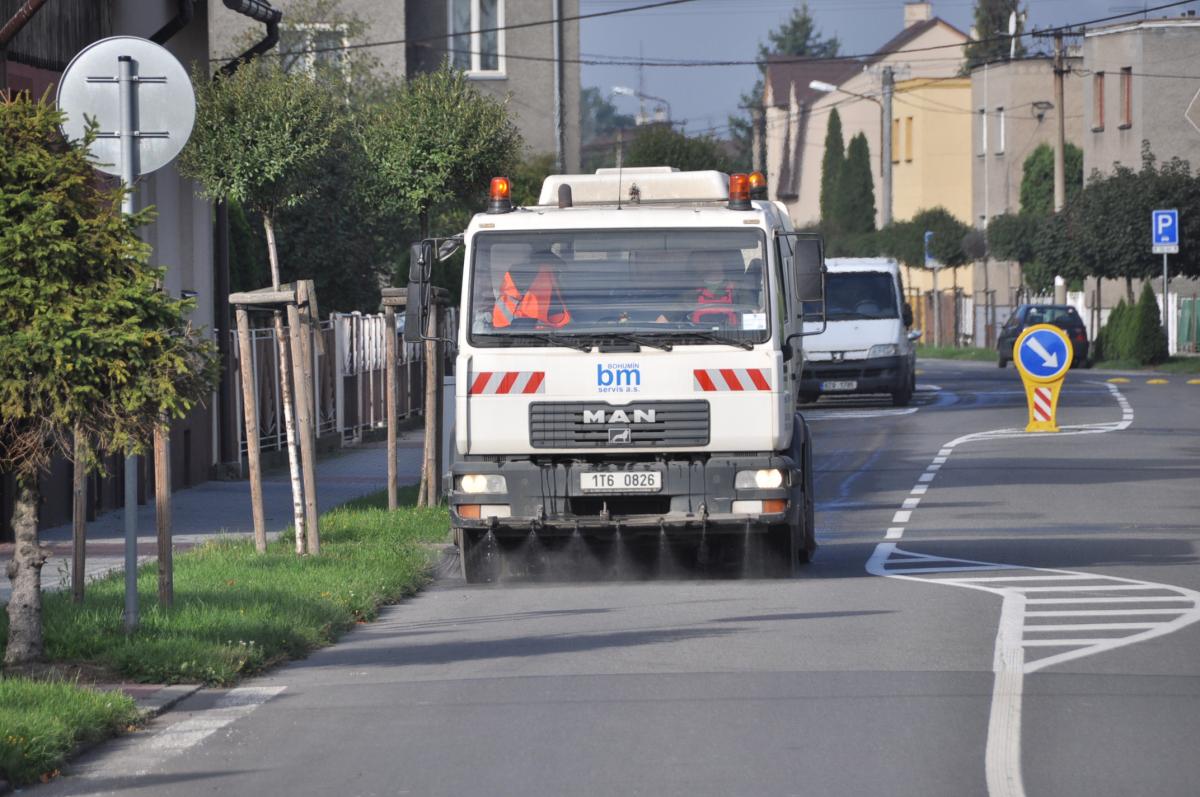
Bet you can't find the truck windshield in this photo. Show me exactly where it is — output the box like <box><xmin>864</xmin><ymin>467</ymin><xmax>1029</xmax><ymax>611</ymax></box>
<box><xmin>468</xmin><ymin>229</ymin><xmax>770</xmax><ymax>347</ymax></box>
<box><xmin>807</xmin><ymin>271</ymin><xmax>899</xmax><ymax>321</ymax></box>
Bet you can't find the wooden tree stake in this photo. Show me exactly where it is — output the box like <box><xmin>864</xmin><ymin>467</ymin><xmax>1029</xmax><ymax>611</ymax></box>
<box><xmin>71</xmin><ymin>427</ymin><xmax>87</xmax><ymax>604</ymax></box>
<box><xmin>385</xmin><ymin>304</ymin><xmax>398</xmax><ymax>510</ymax></box>
<box><xmin>153</xmin><ymin>421</ymin><xmax>173</xmax><ymax>607</ymax></box>
<box><xmin>234</xmin><ymin>307</ymin><xmax>267</xmax><ymax>552</ymax></box>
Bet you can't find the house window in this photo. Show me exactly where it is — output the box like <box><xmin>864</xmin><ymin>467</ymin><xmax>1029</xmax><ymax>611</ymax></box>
<box><xmin>892</xmin><ymin>118</ymin><xmax>901</xmax><ymax>164</ymax></box>
<box><xmin>450</xmin><ymin>0</ymin><xmax>505</xmax><ymax>75</ymax></box>
<box><xmin>1093</xmin><ymin>72</ymin><xmax>1105</xmax><ymax>131</ymax></box>
<box><xmin>996</xmin><ymin>107</ymin><xmax>1005</xmax><ymax>154</ymax></box>
<box><xmin>904</xmin><ymin>116</ymin><xmax>913</xmax><ymax>162</ymax></box>
<box><xmin>978</xmin><ymin>107</ymin><xmax>987</xmax><ymax>156</ymax></box>
<box><xmin>1120</xmin><ymin>67</ymin><xmax>1133</xmax><ymax>128</ymax></box>
<box><xmin>280</xmin><ymin>23</ymin><xmax>348</xmax><ymax>75</ymax></box>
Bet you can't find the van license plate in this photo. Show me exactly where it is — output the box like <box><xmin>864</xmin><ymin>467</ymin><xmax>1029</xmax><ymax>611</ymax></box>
<box><xmin>821</xmin><ymin>380</ymin><xmax>858</xmax><ymax>392</ymax></box>
<box><xmin>580</xmin><ymin>471</ymin><xmax>662</xmax><ymax>493</ymax></box>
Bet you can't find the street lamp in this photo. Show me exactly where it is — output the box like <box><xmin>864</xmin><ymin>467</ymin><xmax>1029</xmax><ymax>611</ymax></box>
<box><xmin>612</xmin><ymin>84</ymin><xmax>671</xmax><ymax>125</ymax></box>
<box><xmin>809</xmin><ymin>70</ymin><xmax>894</xmax><ymax>226</ymax></box>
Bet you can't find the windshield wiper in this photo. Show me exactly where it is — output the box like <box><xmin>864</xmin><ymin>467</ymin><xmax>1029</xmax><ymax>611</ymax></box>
<box><xmin>476</xmin><ymin>333</ymin><xmax>592</xmax><ymax>352</ymax></box>
<box><xmin>669</xmin><ymin>331</ymin><xmax>754</xmax><ymax>350</ymax></box>
<box><xmin>583</xmin><ymin>332</ymin><xmax>673</xmax><ymax>351</ymax></box>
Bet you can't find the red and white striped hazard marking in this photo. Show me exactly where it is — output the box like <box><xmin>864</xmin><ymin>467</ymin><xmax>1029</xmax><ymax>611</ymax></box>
<box><xmin>693</xmin><ymin>368</ymin><xmax>771</xmax><ymax>392</ymax></box>
<box><xmin>1031</xmin><ymin>387</ymin><xmax>1053</xmax><ymax>421</ymax></box>
<box><xmin>469</xmin><ymin>371</ymin><xmax>545</xmax><ymax>395</ymax></box>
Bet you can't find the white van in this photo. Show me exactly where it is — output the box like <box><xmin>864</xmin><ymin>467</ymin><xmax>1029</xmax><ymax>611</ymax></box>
<box><xmin>798</xmin><ymin>257</ymin><xmax>920</xmax><ymax>406</ymax></box>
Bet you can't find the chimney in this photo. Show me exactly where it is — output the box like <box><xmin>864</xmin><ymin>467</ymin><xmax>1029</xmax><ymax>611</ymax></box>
<box><xmin>904</xmin><ymin>1</ymin><xmax>933</xmax><ymax>28</ymax></box>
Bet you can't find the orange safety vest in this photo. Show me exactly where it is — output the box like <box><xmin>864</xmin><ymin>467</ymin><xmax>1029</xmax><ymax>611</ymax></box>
<box><xmin>492</xmin><ymin>268</ymin><xmax>571</xmax><ymax>328</ymax></box>
<box><xmin>690</xmin><ymin>284</ymin><xmax>738</xmax><ymax>326</ymax></box>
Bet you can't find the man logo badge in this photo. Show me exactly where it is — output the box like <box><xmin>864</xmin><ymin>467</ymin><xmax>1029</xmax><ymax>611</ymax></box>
<box><xmin>831</xmin><ymin>351</ymin><xmax>845</xmax><ymax>363</ymax></box>
<box><xmin>608</xmin><ymin>428</ymin><xmax>632</xmax><ymax>445</ymax></box>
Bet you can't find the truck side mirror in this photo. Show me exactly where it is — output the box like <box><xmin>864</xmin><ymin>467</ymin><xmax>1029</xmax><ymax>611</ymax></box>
<box><xmin>404</xmin><ymin>241</ymin><xmax>433</xmax><ymax>345</ymax></box>
<box><xmin>902</xmin><ymin>302</ymin><xmax>914</xmax><ymax>328</ymax></box>
<box><xmin>793</xmin><ymin>238</ymin><xmax>825</xmax><ymax>306</ymax></box>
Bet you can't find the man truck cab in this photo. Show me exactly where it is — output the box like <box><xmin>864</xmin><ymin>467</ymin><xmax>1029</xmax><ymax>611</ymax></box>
<box><xmin>404</xmin><ymin>169</ymin><xmax>826</xmax><ymax>582</ymax></box>
<box><xmin>798</xmin><ymin>257</ymin><xmax>919</xmax><ymax>406</ymax></box>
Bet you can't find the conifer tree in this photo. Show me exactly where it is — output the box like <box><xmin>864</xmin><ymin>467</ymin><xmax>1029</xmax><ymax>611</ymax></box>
<box><xmin>835</xmin><ymin>132</ymin><xmax>876</xmax><ymax>235</ymax></box>
<box><xmin>820</xmin><ymin>109</ymin><xmax>845</xmax><ymax>230</ymax></box>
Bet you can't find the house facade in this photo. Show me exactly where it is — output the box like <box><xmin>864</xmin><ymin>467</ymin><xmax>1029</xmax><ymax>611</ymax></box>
<box><xmin>765</xmin><ymin>2</ymin><xmax>969</xmax><ymax>231</ymax></box>
<box><xmin>208</xmin><ymin>0</ymin><xmax>582</xmax><ymax>171</ymax></box>
<box><xmin>1083</xmin><ymin>17</ymin><xmax>1200</xmax><ymax>178</ymax></box>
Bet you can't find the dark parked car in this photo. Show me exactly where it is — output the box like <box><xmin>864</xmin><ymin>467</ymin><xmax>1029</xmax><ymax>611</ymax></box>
<box><xmin>997</xmin><ymin>304</ymin><xmax>1089</xmax><ymax>368</ymax></box>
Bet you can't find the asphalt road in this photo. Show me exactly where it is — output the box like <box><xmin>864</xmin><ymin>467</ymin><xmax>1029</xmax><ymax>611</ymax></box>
<box><xmin>39</xmin><ymin>361</ymin><xmax>1200</xmax><ymax>797</ymax></box>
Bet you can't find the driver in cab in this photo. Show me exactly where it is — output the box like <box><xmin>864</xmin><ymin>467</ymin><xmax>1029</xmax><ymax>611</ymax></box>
<box><xmin>652</xmin><ymin>249</ymin><xmax>744</xmax><ymax>327</ymax></box>
<box><xmin>491</xmin><ymin>252</ymin><xmax>571</xmax><ymax>329</ymax></box>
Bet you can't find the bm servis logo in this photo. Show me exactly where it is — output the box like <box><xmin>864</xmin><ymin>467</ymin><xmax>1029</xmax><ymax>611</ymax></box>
<box><xmin>597</xmin><ymin>362</ymin><xmax>641</xmax><ymax>394</ymax></box>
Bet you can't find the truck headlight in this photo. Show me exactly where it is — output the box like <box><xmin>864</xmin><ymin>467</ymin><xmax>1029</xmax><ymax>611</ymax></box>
<box><xmin>736</xmin><ymin>469</ymin><xmax>784</xmax><ymax>489</ymax></box>
<box><xmin>459</xmin><ymin>474</ymin><xmax>507</xmax><ymax>494</ymax></box>
<box><xmin>868</xmin><ymin>344</ymin><xmax>899</xmax><ymax>358</ymax></box>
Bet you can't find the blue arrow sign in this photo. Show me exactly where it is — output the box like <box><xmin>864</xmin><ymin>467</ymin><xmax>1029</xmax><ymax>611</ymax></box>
<box><xmin>1153</xmin><ymin>209</ymin><xmax>1179</xmax><ymax>246</ymax></box>
<box><xmin>1017</xmin><ymin>327</ymin><xmax>1071</xmax><ymax>380</ymax></box>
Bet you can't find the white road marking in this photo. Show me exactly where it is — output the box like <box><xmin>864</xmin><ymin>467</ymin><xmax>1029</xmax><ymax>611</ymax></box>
<box><xmin>864</xmin><ymin>383</ymin><xmax>1200</xmax><ymax>797</ymax></box>
<box><xmin>71</xmin><ymin>686</ymin><xmax>286</xmax><ymax>782</ymax></box>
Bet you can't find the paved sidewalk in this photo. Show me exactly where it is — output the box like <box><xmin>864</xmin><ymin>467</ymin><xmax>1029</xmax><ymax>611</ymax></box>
<box><xmin>0</xmin><ymin>431</ymin><xmax>427</xmax><ymax>603</ymax></box>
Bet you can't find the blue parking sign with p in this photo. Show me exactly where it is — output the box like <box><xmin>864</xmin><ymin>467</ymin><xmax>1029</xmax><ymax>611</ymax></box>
<box><xmin>1153</xmin><ymin>209</ymin><xmax>1178</xmax><ymax>245</ymax></box>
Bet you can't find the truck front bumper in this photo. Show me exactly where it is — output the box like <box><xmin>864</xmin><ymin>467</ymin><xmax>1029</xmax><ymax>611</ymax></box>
<box><xmin>447</xmin><ymin>454</ymin><xmax>800</xmax><ymax>539</ymax></box>
<box><xmin>801</xmin><ymin>355</ymin><xmax>906</xmax><ymax>395</ymax></box>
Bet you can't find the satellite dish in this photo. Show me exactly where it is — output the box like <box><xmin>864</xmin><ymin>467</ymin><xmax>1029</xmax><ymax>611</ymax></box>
<box><xmin>57</xmin><ymin>36</ymin><xmax>195</xmax><ymax>178</ymax></box>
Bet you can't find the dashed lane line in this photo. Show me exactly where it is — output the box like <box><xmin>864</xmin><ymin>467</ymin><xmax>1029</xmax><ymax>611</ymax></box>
<box><xmin>864</xmin><ymin>382</ymin><xmax>1200</xmax><ymax>797</ymax></box>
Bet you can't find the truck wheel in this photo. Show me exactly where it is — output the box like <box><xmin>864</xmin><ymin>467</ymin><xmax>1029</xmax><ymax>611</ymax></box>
<box><xmin>798</xmin><ymin>435</ymin><xmax>817</xmax><ymax>564</ymax></box>
<box><xmin>891</xmin><ymin>372</ymin><xmax>914</xmax><ymax>407</ymax></box>
<box><xmin>459</xmin><ymin>528</ymin><xmax>500</xmax><ymax>584</ymax></box>
<box><xmin>764</xmin><ymin>523</ymin><xmax>798</xmax><ymax>578</ymax></box>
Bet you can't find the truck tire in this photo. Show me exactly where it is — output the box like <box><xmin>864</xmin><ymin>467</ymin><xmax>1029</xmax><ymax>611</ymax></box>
<box><xmin>459</xmin><ymin>528</ymin><xmax>500</xmax><ymax>584</ymax></box>
<box><xmin>764</xmin><ymin>523</ymin><xmax>798</xmax><ymax>578</ymax></box>
<box><xmin>798</xmin><ymin>431</ymin><xmax>817</xmax><ymax>564</ymax></box>
<box><xmin>892</xmin><ymin>369</ymin><xmax>914</xmax><ymax>407</ymax></box>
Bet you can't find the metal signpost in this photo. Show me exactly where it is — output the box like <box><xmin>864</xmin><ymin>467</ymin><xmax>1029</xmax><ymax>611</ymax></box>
<box><xmin>57</xmin><ymin>36</ymin><xmax>195</xmax><ymax>632</ymax></box>
<box><xmin>1152</xmin><ymin>209</ymin><xmax>1179</xmax><ymax>337</ymax></box>
<box><xmin>1013</xmin><ymin>324</ymin><xmax>1074</xmax><ymax>432</ymax></box>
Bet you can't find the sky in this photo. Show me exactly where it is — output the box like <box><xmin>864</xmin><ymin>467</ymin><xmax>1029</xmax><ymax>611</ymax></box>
<box><xmin>579</xmin><ymin>0</ymin><xmax>1195</xmax><ymax>135</ymax></box>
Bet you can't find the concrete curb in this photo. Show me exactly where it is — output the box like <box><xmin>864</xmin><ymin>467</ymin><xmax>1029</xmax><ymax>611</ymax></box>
<box><xmin>133</xmin><ymin>683</ymin><xmax>203</xmax><ymax>717</ymax></box>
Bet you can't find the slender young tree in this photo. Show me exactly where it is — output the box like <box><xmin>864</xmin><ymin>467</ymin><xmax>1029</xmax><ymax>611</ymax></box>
<box><xmin>180</xmin><ymin>57</ymin><xmax>345</xmax><ymax>552</ymax></box>
<box><xmin>357</xmin><ymin>64</ymin><xmax>522</xmax><ymax>506</ymax></box>
<box><xmin>1</xmin><ymin>95</ymin><xmax>216</xmax><ymax>664</ymax></box>
<box><xmin>819</xmin><ymin>108</ymin><xmax>845</xmax><ymax>231</ymax></box>
<box><xmin>835</xmin><ymin>133</ymin><xmax>876</xmax><ymax>235</ymax></box>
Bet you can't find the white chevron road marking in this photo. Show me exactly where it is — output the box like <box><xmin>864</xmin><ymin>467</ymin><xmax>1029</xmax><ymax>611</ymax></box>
<box><xmin>863</xmin><ymin>382</ymin><xmax>1200</xmax><ymax>797</ymax></box>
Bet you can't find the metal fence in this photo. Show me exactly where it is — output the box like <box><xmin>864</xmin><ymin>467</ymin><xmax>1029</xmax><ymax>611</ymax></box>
<box><xmin>232</xmin><ymin>312</ymin><xmax>426</xmax><ymax>458</ymax></box>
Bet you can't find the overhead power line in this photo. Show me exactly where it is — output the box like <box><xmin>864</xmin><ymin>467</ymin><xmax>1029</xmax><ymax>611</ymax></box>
<box><xmin>235</xmin><ymin>0</ymin><xmax>1198</xmax><ymax>69</ymax></box>
<box><xmin>212</xmin><ymin>0</ymin><xmax>702</xmax><ymax>63</ymax></box>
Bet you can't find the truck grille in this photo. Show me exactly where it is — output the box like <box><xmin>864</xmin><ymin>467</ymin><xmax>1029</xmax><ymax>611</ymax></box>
<box><xmin>529</xmin><ymin>401</ymin><xmax>710</xmax><ymax>448</ymax></box>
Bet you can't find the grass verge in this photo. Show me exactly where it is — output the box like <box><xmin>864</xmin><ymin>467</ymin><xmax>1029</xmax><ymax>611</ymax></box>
<box><xmin>1091</xmin><ymin>356</ymin><xmax>1200</xmax><ymax>374</ymax></box>
<box><xmin>1</xmin><ymin>484</ymin><xmax>448</xmax><ymax>783</ymax></box>
<box><xmin>2</xmin><ymin>485</ymin><xmax>449</xmax><ymax>685</ymax></box>
<box><xmin>0</xmin><ymin>677</ymin><xmax>139</xmax><ymax>786</ymax></box>
<box><xmin>0</xmin><ymin>482</ymin><xmax>446</xmax><ymax>787</ymax></box>
<box><xmin>916</xmin><ymin>345</ymin><xmax>997</xmax><ymax>362</ymax></box>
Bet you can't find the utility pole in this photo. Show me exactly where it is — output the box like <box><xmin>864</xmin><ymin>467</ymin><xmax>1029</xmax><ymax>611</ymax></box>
<box><xmin>750</xmin><ymin>105</ymin><xmax>764</xmax><ymax>174</ymax></box>
<box><xmin>881</xmin><ymin>66</ymin><xmax>894</xmax><ymax>227</ymax></box>
<box><xmin>1053</xmin><ymin>32</ymin><xmax>1066</xmax><ymax>214</ymax></box>
<box><xmin>1053</xmin><ymin>31</ymin><xmax>1068</xmax><ymax>303</ymax></box>
<box><xmin>552</xmin><ymin>0</ymin><xmax>564</xmax><ymax>173</ymax></box>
